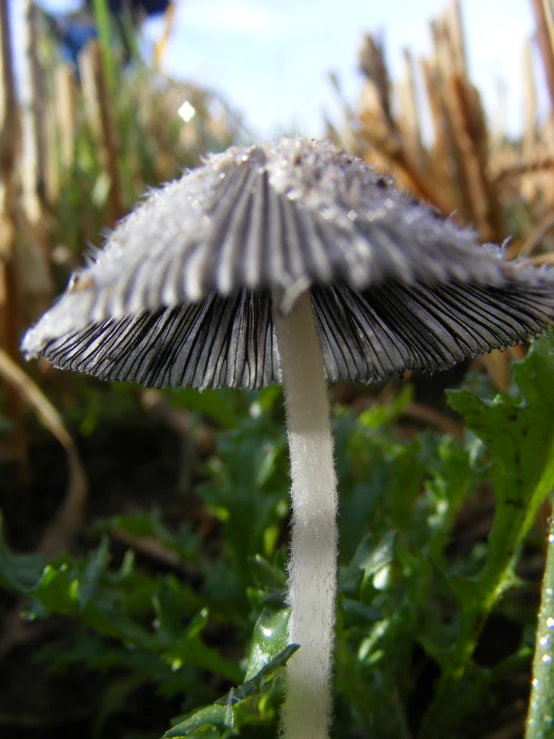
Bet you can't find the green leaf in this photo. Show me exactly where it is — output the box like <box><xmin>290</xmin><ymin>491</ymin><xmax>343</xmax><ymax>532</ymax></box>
<box><xmin>248</xmin><ymin>555</ymin><xmax>286</xmax><ymax>590</ymax></box>
<box><xmin>91</xmin><ymin>0</ymin><xmax>117</xmax><ymax>95</ymax></box>
<box><xmin>0</xmin><ymin>514</ymin><xmax>45</xmax><ymax>593</ymax></box>
<box><xmin>93</xmin><ymin>673</ymin><xmax>147</xmax><ymax>739</ymax></box>
<box><xmin>358</xmin><ymin>385</ymin><xmax>413</xmax><ymax>430</ymax></box>
<box><xmin>79</xmin><ymin>537</ymin><xmax>111</xmax><ymax>608</ymax></box>
<box><xmin>425</xmin><ymin>436</ymin><xmax>474</xmax><ymax>561</ymax></box>
<box><xmin>164</xmin><ymin>637</ymin><xmax>298</xmax><ymax>737</ymax></box>
<box><xmin>165</xmin><ymin>388</ymin><xmax>242</xmax><ymax>428</ymax></box>
<box><xmin>388</xmin><ymin>445</ymin><xmax>426</xmax><ymax>532</ymax></box>
<box><xmin>244</xmin><ymin>608</ymin><xmax>291</xmax><ymax>681</ymax></box>
<box><xmin>164</xmin><ymin>704</ymin><xmax>235</xmax><ymax>737</ymax></box>
<box><xmin>356</xmin><ymin>531</ymin><xmax>397</xmax><ymax>582</ymax></box>
<box><xmin>221</xmin><ymin>644</ymin><xmax>298</xmax><ymax>704</ymax></box>
<box><xmin>0</xmin><ymin>529</ymin><xmax>241</xmax><ymax>685</ymax></box>
<box><xmin>447</xmin><ymin>331</ymin><xmax>554</xmax><ymax>600</ymax></box>
<box><xmin>419</xmin><ymin>332</ymin><xmax>554</xmax><ymax>739</ymax></box>
<box><xmin>95</xmin><ymin>510</ymin><xmax>202</xmax><ymax>565</ymax></box>
<box><xmin>199</xmin><ymin>415</ymin><xmax>288</xmax><ymax>605</ymax></box>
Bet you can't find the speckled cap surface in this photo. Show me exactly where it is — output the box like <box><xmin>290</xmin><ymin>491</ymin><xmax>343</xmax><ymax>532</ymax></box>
<box><xmin>22</xmin><ymin>137</ymin><xmax>554</xmax><ymax>389</ymax></box>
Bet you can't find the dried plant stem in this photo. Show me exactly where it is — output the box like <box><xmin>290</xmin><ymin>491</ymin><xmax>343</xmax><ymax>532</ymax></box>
<box><xmin>91</xmin><ymin>0</ymin><xmax>117</xmax><ymax>96</ymax></box>
<box><xmin>21</xmin><ymin>0</ymin><xmax>46</xmax><ymax>226</ymax></box>
<box><xmin>524</xmin><ymin>39</ymin><xmax>538</xmax><ymax>156</ymax></box>
<box><xmin>44</xmin><ymin>94</ymin><xmax>59</xmax><ymax>204</ymax></box>
<box><xmin>0</xmin><ymin>0</ymin><xmax>27</xmax><ymax>468</ymax></box>
<box><xmin>493</xmin><ymin>155</ymin><xmax>554</xmax><ymax>184</ymax></box>
<box><xmin>154</xmin><ymin>1</ymin><xmax>177</xmax><ymax>70</ymax></box>
<box><xmin>398</xmin><ymin>49</ymin><xmax>424</xmax><ymax>170</ymax></box>
<box><xmin>54</xmin><ymin>65</ymin><xmax>76</xmax><ymax>170</ymax></box>
<box><xmin>273</xmin><ymin>290</ymin><xmax>338</xmax><ymax>739</ymax></box>
<box><xmin>446</xmin><ymin>0</ymin><xmax>468</xmax><ymax>75</ymax></box>
<box><xmin>521</xmin><ymin>206</ymin><xmax>554</xmax><ymax>256</ymax></box>
<box><xmin>526</xmin><ymin>505</ymin><xmax>554</xmax><ymax>738</ymax></box>
<box><xmin>531</xmin><ymin>0</ymin><xmax>554</xmax><ymax>111</ymax></box>
<box><xmin>79</xmin><ymin>41</ymin><xmax>123</xmax><ymax>226</ymax></box>
<box><xmin>446</xmin><ymin>75</ymin><xmax>503</xmax><ymax>242</ymax></box>
<box><xmin>0</xmin><ymin>348</ymin><xmax>87</xmax><ymax>557</ymax></box>
<box><xmin>20</xmin><ymin>0</ymin><xmax>54</xmax><ymax>321</ymax></box>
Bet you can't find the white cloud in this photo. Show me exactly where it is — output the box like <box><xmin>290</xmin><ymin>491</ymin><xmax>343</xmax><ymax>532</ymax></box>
<box><xmin>160</xmin><ymin>0</ymin><xmax>536</xmax><ymax>139</ymax></box>
<box><xmin>181</xmin><ymin>0</ymin><xmax>283</xmax><ymax>37</ymax></box>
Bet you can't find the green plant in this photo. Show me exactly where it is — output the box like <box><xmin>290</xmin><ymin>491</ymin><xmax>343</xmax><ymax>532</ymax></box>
<box><xmin>2</xmin><ymin>331</ymin><xmax>554</xmax><ymax>737</ymax></box>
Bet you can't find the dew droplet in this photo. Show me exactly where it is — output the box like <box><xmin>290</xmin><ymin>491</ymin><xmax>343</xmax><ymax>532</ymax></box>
<box><xmin>540</xmin><ymin>635</ymin><xmax>550</xmax><ymax>648</ymax></box>
<box><xmin>373</xmin><ymin>566</ymin><xmax>391</xmax><ymax>590</ymax></box>
<box><xmin>546</xmin><ymin>617</ymin><xmax>554</xmax><ymax>629</ymax></box>
<box><xmin>178</xmin><ymin>100</ymin><xmax>196</xmax><ymax>122</ymax></box>
<box><xmin>542</xmin><ymin>653</ymin><xmax>552</xmax><ymax>665</ymax></box>
<box><xmin>250</xmin><ymin>402</ymin><xmax>261</xmax><ymax>418</ymax></box>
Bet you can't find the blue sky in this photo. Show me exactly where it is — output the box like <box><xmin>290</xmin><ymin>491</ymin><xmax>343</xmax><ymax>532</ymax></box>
<box><xmin>28</xmin><ymin>1</ymin><xmax>539</xmax><ymax>140</ymax></box>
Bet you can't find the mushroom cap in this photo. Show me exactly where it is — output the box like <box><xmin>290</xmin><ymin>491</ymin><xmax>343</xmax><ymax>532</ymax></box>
<box><xmin>22</xmin><ymin>137</ymin><xmax>554</xmax><ymax>389</ymax></box>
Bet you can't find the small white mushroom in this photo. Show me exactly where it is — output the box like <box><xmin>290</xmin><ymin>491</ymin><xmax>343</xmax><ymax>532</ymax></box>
<box><xmin>21</xmin><ymin>137</ymin><xmax>554</xmax><ymax>739</ymax></box>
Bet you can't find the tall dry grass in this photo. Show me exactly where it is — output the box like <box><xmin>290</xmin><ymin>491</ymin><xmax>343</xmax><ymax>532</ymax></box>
<box><xmin>330</xmin><ymin>0</ymin><xmax>554</xmax><ymax>389</ymax></box>
<box><xmin>0</xmin><ymin>0</ymin><xmax>244</xmax><ymax>466</ymax></box>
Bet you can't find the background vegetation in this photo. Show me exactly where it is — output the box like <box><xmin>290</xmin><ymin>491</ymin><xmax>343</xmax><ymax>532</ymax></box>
<box><xmin>1</xmin><ymin>1</ymin><xmax>554</xmax><ymax>738</ymax></box>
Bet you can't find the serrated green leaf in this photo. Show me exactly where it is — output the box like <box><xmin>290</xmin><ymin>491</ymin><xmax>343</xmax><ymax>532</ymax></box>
<box><xmin>154</xmin><ymin>580</ymin><xmax>203</xmax><ymax>642</ymax></box>
<box><xmin>447</xmin><ymin>331</ymin><xmax>554</xmax><ymax>600</ymax></box>
<box><xmin>419</xmin><ymin>332</ymin><xmax>554</xmax><ymax>739</ymax></box>
<box><xmin>198</xmin><ymin>416</ymin><xmax>288</xmax><ymax>606</ymax></box>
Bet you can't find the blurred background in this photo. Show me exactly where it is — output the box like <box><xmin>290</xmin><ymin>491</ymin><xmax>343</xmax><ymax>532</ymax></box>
<box><xmin>13</xmin><ymin>0</ymin><xmax>545</xmax><ymax>140</ymax></box>
<box><xmin>1</xmin><ymin>1</ymin><xmax>554</xmax><ymax>738</ymax></box>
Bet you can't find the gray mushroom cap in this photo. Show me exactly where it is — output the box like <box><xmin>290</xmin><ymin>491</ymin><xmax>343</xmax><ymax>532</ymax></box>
<box><xmin>22</xmin><ymin>136</ymin><xmax>554</xmax><ymax>389</ymax></box>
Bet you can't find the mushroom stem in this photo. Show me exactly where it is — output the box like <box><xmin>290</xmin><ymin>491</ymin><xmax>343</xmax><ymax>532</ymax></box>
<box><xmin>273</xmin><ymin>290</ymin><xmax>338</xmax><ymax>739</ymax></box>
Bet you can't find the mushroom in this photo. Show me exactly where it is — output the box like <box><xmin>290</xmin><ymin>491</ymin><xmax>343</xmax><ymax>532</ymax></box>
<box><xmin>21</xmin><ymin>137</ymin><xmax>554</xmax><ymax>739</ymax></box>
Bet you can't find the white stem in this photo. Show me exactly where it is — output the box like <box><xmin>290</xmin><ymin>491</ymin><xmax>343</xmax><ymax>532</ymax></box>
<box><xmin>273</xmin><ymin>290</ymin><xmax>338</xmax><ymax>739</ymax></box>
